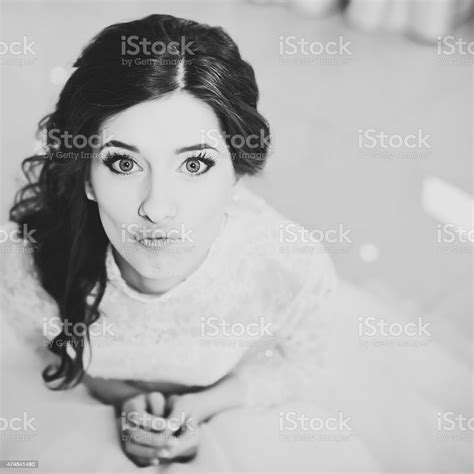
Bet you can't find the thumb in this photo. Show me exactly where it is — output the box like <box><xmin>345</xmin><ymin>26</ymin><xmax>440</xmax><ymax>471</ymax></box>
<box><xmin>147</xmin><ymin>392</ymin><xmax>166</xmax><ymax>416</ymax></box>
<box><xmin>122</xmin><ymin>393</ymin><xmax>146</xmax><ymax>413</ymax></box>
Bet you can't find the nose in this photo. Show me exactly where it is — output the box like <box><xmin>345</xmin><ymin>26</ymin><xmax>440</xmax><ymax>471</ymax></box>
<box><xmin>138</xmin><ymin>176</ymin><xmax>177</xmax><ymax>224</ymax></box>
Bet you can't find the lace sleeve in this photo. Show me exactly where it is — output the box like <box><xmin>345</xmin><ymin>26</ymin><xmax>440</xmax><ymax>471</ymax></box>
<box><xmin>0</xmin><ymin>222</ymin><xmax>60</xmax><ymax>362</ymax></box>
<box><xmin>230</xmin><ymin>251</ymin><xmax>338</xmax><ymax>409</ymax></box>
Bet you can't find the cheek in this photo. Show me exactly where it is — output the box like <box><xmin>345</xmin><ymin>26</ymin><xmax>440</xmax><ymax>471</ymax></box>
<box><xmin>179</xmin><ymin>165</ymin><xmax>235</xmax><ymax>227</ymax></box>
<box><xmin>90</xmin><ymin>167</ymin><xmax>140</xmax><ymax>229</ymax></box>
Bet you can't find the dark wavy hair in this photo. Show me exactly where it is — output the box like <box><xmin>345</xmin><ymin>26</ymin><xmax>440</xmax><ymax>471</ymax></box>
<box><xmin>9</xmin><ymin>13</ymin><xmax>271</xmax><ymax>390</ymax></box>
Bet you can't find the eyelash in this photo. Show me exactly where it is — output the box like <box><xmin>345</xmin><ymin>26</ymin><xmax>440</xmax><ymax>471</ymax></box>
<box><xmin>101</xmin><ymin>151</ymin><xmax>216</xmax><ymax>177</ymax></box>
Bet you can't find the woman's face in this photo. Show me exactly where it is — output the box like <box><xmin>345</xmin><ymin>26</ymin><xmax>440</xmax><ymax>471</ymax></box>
<box><xmin>88</xmin><ymin>90</ymin><xmax>238</xmax><ymax>295</ymax></box>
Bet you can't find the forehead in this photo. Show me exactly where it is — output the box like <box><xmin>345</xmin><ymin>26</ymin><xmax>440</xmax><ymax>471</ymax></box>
<box><xmin>98</xmin><ymin>91</ymin><xmax>222</xmax><ymax>151</ymax></box>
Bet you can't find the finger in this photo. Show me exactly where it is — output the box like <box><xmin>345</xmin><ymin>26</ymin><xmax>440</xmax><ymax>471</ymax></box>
<box><xmin>127</xmin><ymin>426</ymin><xmax>171</xmax><ymax>449</ymax></box>
<box><xmin>147</xmin><ymin>392</ymin><xmax>166</xmax><ymax>416</ymax></box>
<box><xmin>166</xmin><ymin>394</ymin><xmax>179</xmax><ymax>410</ymax></box>
<box><xmin>159</xmin><ymin>425</ymin><xmax>201</xmax><ymax>461</ymax></box>
<box><xmin>121</xmin><ymin>393</ymin><xmax>165</xmax><ymax>433</ymax></box>
<box><xmin>119</xmin><ymin>395</ymin><xmax>147</xmax><ymax>434</ymax></box>
<box><xmin>123</xmin><ymin>441</ymin><xmax>160</xmax><ymax>466</ymax></box>
<box><xmin>161</xmin><ymin>405</ymin><xmax>187</xmax><ymax>440</ymax></box>
<box><xmin>122</xmin><ymin>393</ymin><xmax>146</xmax><ymax>413</ymax></box>
<box><xmin>133</xmin><ymin>458</ymin><xmax>159</xmax><ymax>468</ymax></box>
<box><xmin>129</xmin><ymin>456</ymin><xmax>159</xmax><ymax>468</ymax></box>
<box><xmin>138</xmin><ymin>392</ymin><xmax>167</xmax><ymax>432</ymax></box>
<box><xmin>136</xmin><ymin>411</ymin><xmax>168</xmax><ymax>433</ymax></box>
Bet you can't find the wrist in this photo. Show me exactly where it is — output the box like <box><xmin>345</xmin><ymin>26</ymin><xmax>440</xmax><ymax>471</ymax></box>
<box><xmin>188</xmin><ymin>375</ymin><xmax>247</xmax><ymax>423</ymax></box>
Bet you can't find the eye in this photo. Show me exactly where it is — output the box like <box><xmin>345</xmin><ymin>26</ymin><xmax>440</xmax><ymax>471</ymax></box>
<box><xmin>179</xmin><ymin>154</ymin><xmax>215</xmax><ymax>177</ymax></box>
<box><xmin>101</xmin><ymin>152</ymin><xmax>143</xmax><ymax>175</ymax></box>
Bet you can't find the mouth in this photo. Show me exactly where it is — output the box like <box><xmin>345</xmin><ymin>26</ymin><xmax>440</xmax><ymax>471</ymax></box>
<box><xmin>134</xmin><ymin>236</ymin><xmax>180</xmax><ymax>249</ymax></box>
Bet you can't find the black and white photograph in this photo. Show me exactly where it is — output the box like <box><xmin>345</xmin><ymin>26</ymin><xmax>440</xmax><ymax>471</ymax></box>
<box><xmin>0</xmin><ymin>0</ymin><xmax>473</xmax><ymax>472</ymax></box>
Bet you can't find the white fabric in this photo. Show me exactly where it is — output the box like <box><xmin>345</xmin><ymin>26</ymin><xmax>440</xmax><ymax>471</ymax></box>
<box><xmin>1</xmin><ymin>280</ymin><xmax>471</xmax><ymax>472</ymax></box>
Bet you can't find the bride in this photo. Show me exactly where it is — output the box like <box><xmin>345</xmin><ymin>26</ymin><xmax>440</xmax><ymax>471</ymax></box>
<box><xmin>1</xmin><ymin>13</ymin><xmax>337</xmax><ymax>468</ymax></box>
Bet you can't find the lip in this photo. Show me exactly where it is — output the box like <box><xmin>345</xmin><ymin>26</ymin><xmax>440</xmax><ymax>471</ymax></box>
<box><xmin>134</xmin><ymin>227</ymin><xmax>180</xmax><ymax>240</ymax></box>
<box><xmin>135</xmin><ymin>236</ymin><xmax>180</xmax><ymax>249</ymax></box>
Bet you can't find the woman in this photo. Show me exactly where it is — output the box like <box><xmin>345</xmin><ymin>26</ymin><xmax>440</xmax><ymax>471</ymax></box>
<box><xmin>1</xmin><ymin>13</ymin><xmax>337</xmax><ymax>467</ymax></box>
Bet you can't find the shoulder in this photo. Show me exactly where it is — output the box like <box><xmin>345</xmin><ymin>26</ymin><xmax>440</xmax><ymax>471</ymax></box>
<box><xmin>226</xmin><ymin>185</ymin><xmax>338</xmax><ymax>309</ymax></box>
<box><xmin>0</xmin><ymin>221</ymin><xmax>59</xmax><ymax>345</ymax></box>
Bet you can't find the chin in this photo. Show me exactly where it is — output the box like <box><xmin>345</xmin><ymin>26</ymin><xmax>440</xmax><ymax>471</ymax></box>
<box><xmin>128</xmin><ymin>244</ymin><xmax>197</xmax><ymax>277</ymax></box>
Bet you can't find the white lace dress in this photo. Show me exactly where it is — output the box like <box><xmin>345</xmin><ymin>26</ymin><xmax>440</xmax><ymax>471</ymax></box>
<box><xmin>0</xmin><ymin>182</ymin><xmax>338</xmax><ymax>409</ymax></box>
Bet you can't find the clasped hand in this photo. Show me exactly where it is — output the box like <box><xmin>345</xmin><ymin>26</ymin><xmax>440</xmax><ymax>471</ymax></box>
<box><xmin>118</xmin><ymin>392</ymin><xmax>201</xmax><ymax>467</ymax></box>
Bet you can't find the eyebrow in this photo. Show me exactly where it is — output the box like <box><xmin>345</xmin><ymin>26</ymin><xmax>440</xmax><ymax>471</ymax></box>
<box><xmin>100</xmin><ymin>140</ymin><xmax>218</xmax><ymax>154</ymax></box>
<box><xmin>99</xmin><ymin>140</ymin><xmax>139</xmax><ymax>153</ymax></box>
<box><xmin>176</xmin><ymin>143</ymin><xmax>218</xmax><ymax>153</ymax></box>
